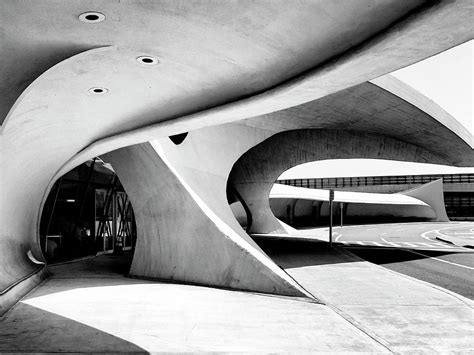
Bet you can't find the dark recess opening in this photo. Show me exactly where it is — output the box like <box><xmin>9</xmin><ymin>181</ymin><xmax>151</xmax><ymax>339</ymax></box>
<box><xmin>85</xmin><ymin>14</ymin><xmax>99</xmax><ymax>21</ymax></box>
<box><xmin>169</xmin><ymin>132</ymin><xmax>188</xmax><ymax>145</ymax></box>
<box><xmin>40</xmin><ymin>158</ymin><xmax>137</xmax><ymax>263</ymax></box>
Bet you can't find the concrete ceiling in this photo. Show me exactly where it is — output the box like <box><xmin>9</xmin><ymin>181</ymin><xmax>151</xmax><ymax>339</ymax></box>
<box><xmin>241</xmin><ymin>75</ymin><xmax>474</xmax><ymax>166</ymax></box>
<box><xmin>0</xmin><ymin>0</ymin><xmax>429</xmax><ymax>125</ymax></box>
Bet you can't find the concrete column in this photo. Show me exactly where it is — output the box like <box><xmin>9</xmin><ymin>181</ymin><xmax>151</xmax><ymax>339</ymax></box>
<box><xmin>103</xmin><ymin>135</ymin><xmax>308</xmax><ymax>297</ymax></box>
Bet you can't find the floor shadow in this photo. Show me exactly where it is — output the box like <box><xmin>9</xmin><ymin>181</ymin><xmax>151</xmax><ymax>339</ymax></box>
<box><xmin>0</xmin><ymin>303</ymin><xmax>148</xmax><ymax>353</ymax></box>
<box><xmin>346</xmin><ymin>247</ymin><xmax>461</xmax><ymax>265</ymax></box>
<box><xmin>254</xmin><ymin>237</ymin><xmax>466</xmax><ymax>269</ymax></box>
<box><xmin>48</xmin><ymin>252</ymin><xmax>134</xmax><ymax>278</ymax></box>
<box><xmin>347</xmin><ymin>247</ymin><xmax>474</xmax><ymax>299</ymax></box>
<box><xmin>25</xmin><ymin>253</ymin><xmax>161</xmax><ymax>300</ymax></box>
<box><xmin>255</xmin><ymin>238</ymin><xmax>359</xmax><ymax>268</ymax></box>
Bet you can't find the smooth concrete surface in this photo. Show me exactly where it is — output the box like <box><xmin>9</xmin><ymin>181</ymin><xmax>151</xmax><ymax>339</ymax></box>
<box><xmin>1</xmin><ymin>0</ymin><xmax>473</xmax><ymax>308</ymax></box>
<box><xmin>2</xmin><ymin>249</ymin><xmax>473</xmax><ymax>353</ymax></box>
<box><xmin>401</xmin><ymin>179</ymin><xmax>450</xmax><ymax>222</ymax></box>
<box><xmin>0</xmin><ymin>266</ymin><xmax>46</xmax><ymax>316</ymax></box>
<box><xmin>0</xmin><ymin>0</ymin><xmax>432</xmax><ymax>127</ymax></box>
<box><xmin>241</xmin><ymin>76</ymin><xmax>474</xmax><ymax>160</ymax></box>
<box><xmin>103</xmin><ymin>142</ymin><xmax>307</xmax><ymax>297</ymax></box>
<box><xmin>103</xmin><ymin>123</ymin><xmax>459</xmax><ymax>295</ymax></box>
<box><xmin>229</xmin><ymin>129</ymin><xmax>465</xmax><ymax>235</ymax></box>
<box><xmin>0</xmin><ymin>255</ymin><xmax>389</xmax><ymax>353</ymax></box>
<box><xmin>371</xmin><ymin>75</ymin><xmax>473</xmax><ymax>147</ymax></box>
<box><xmin>259</xmin><ymin>240</ymin><xmax>474</xmax><ymax>353</ymax></box>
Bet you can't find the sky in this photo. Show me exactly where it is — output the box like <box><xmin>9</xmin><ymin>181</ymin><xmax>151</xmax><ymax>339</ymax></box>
<box><xmin>280</xmin><ymin>41</ymin><xmax>473</xmax><ymax>180</ymax></box>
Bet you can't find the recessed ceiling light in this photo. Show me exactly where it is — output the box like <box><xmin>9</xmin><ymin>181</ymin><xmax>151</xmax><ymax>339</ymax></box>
<box><xmin>136</xmin><ymin>56</ymin><xmax>159</xmax><ymax>65</ymax></box>
<box><xmin>79</xmin><ymin>12</ymin><xmax>106</xmax><ymax>23</ymax></box>
<box><xmin>89</xmin><ymin>87</ymin><xmax>109</xmax><ymax>94</ymax></box>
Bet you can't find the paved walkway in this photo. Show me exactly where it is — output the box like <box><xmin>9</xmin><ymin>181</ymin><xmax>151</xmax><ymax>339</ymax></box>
<box><xmin>0</xmin><ymin>255</ymin><xmax>385</xmax><ymax>353</ymax></box>
<box><xmin>1</xmin><ymin>245</ymin><xmax>473</xmax><ymax>353</ymax></box>
<box><xmin>259</xmin><ymin>239</ymin><xmax>473</xmax><ymax>353</ymax></box>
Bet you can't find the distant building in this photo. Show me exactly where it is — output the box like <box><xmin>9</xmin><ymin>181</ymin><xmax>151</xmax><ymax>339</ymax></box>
<box><xmin>276</xmin><ymin>173</ymin><xmax>474</xmax><ymax>221</ymax></box>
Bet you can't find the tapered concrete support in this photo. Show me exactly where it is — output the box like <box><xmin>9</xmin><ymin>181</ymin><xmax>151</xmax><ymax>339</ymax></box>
<box><xmin>401</xmin><ymin>179</ymin><xmax>450</xmax><ymax>222</ymax></box>
<box><xmin>229</xmin><ymin>129</ymin><xmax>455</xmax><ymax>235</ymax></box>
<box><xmin>104</xmin><ymin>129</ymin><xmax>309</xmax><ymax>297</ymax></box>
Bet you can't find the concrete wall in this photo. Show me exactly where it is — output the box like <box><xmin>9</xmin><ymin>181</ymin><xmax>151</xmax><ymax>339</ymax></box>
<box><xmin>270</xmin><ymin>198</ymin><xmax>436</xmax><ymax>226</ymax></box>
<box><xmin>230</xmin><ymin>202</ymin><xmax>248</xmax><ymax>229</ymax></box>
<box><xmin>345</xmin><ymin>203</ymin><xmax>435</xmax><ymax>219</ymax></box>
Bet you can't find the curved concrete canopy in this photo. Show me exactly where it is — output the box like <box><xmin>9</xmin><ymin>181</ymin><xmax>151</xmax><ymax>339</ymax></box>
<box><xmin>241</xmin><ymin>75</ymin><xmax>474</xmax><ymax>164</ymax></box>
<box><xmin>39</xmin><ymin>2</ymin><xmax>474</xmax><ymax>183</ymax></box>
<box><xmin>270</xmin><ymin>184</ymin><xmax>430</xmax><ymax>206</ymax></box>
<box><xmin>228</xmin><ymin>128</ymin><xmax>463</xmax><ymax>234</ymax></box>
<box><xmin>1</xmin><ymin>1</ymin><xmax>473</xmax><ymax>303</ymax></box>
<box><xmin>371</xmin><ymin>76</ymin><xmax>473</xmax><ymax>148</ymax></box>
<box><xmin>0</xmin><ymin>0</ymin><xmax>432</xmax><ymax>126</ymax></box>
<box><xmin>228</xmin><ymin>73</ymin><xmax>473</xmax><ymax>233</ymax></box>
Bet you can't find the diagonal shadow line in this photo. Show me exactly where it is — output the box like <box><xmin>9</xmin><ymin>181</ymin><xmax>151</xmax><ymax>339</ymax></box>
<box><xmin>0</xmin><ymin>302</ymin><xmax>148</xmax><ymax>353</ymax></box>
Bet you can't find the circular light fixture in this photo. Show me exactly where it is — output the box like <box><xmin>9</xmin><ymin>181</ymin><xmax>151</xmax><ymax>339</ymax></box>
<box><xmin>89</xmin><ymin>87</ymin><xmax>109</xmax><ymax>94</ymax></box>
<box><xmin>79</xmin><ymin>12</ymin><xmax>106</xmax><ymax>23</ymax></box>
<box><xmin>136</xmin><ymin>56</ymin><xmax>159</xmax><ymax>66</ymax></box>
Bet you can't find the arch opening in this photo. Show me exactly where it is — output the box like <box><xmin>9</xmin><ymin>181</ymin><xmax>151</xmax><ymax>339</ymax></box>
<box><xmin>268</xmin><ymin>159</ymin><xmax>465</xmax><ymax>229</ymax></box>
<box><xmin>226</xmin><ymin>129</ymin><xmax>464</xmax><ymax>236</ymax></box>
<box><xmin>39</xmin><ymin>157</ymin><xmax>137</xmax><ymax>265</ymax></box>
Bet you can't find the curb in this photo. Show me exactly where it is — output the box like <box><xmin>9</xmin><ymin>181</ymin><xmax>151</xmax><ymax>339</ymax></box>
<box><xmin>435</xmin><ymin>236</ymin><xmax>474</xmax><ymax>249</ymax></box>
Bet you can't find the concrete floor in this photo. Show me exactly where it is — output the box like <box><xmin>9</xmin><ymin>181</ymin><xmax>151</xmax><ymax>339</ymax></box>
<box><xmin>1</xmin><ymin>245</ymin><xmax>473</xmax><ymax>353</ymax></box>
<box><xmin>0</xmin><ymin>255</ymin><xmax>385</xmax><ymax>353</ymax></box>
<box><xmin>260</xmin><ymin>222</ymin><xmax>474</xmax><ymax>297</ymax></box>
<box><xmin>259</xmin><ymin>240</ymin><xmax>473</xmax><ymax>353</ymax></box>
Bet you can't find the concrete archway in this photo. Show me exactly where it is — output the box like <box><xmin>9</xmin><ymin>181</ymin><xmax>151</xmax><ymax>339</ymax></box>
<box><xmin>228</xmin><ymin>129</ymin><xmax>458</xmax><ymax>234</ymax></box>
